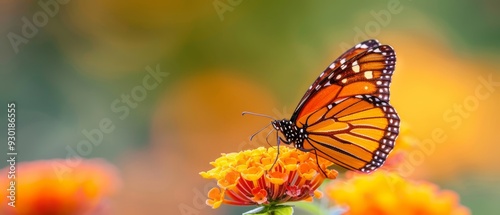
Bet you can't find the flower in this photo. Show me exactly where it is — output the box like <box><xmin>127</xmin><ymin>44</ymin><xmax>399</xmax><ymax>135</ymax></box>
<box><xmin>325</xmin><ymin>171</ymin><xmax>470</xmax><ymax>215</ymax></box>
<box><xmin>200</xmin><ymin>146</ymin><xmax>338</xmax><ymax>211</ymax></box>
<box><xmin>0</xmin><ymin>159</ymin><xmax>121</xmax><ymax>215</ymax></box>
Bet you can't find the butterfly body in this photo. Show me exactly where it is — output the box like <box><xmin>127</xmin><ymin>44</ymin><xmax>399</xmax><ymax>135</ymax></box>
<box><xmin>271</xmin><ymin>119</ymin><xmax>307</xmax><ymax>149</ymax></box>
<box><xmin>272</xmin><ymin>39</ymin><xmax>400</xmax><ymax>173</ymax></box>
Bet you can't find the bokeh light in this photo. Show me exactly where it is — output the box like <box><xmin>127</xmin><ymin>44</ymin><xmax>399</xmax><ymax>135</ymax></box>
<box><xmin>1</xmin><ymin>1</ymin><xmax>498</xmax><ymax>214</ymax></box>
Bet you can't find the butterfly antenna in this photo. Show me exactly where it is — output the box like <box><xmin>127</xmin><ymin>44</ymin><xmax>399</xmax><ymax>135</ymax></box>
<box><xmin>242</xmin><ymin>111</ymin><xmax>276</xmax><ymax>120</ymax></box>
<box><xmin>249</xmin><ymin>123</ymin><xmax>272</xmax><ymax>141</ymax></box>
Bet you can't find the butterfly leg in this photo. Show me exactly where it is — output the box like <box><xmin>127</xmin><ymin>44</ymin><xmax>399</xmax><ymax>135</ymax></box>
<box><xmin>311</xmin><ymin>148</ymin><xmax>329</xmax><ymax>177</ymax></box>
<box><xmin>296</xmin><ymin>144</ymin><xmax>329</xmax><ymax>177</ymax></box>
<box><xmin>279</xmin><ymin>137</ymin><xmax>290</xmax><ymax>144</ymax></box>
<box><xmin>269</xmin><ymin>132</ymin><xmax>284</xmax><ymax>171</ymax></box>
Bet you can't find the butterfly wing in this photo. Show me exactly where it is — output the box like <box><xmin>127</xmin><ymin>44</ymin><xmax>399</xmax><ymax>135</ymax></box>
<box><xmin>300</xmin><ymin>95</ymin><xmax>399</xmax><ymax>173</ymax></box>
<box><xmin>290</xmin><ymin>39</ymin><xmax>396</xmax><ymax>125</ymax></box>
<box><xmin>289</xmin><ymin>39</ymin><xmax>399</xmax><ymax>173</ymax></box>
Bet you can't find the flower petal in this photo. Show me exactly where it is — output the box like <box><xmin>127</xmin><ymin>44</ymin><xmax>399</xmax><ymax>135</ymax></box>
<box><xmin>206</xmin><ymin>187</ymin><xmax>224</xmax><ymax>209</ymax></box>
<box><xmin>266</xmin><ymin>171</ymin><xmax>288</xmax><ymax>185</ymax></box>
<box><xmin>251</xmin><ymin>188</ymin><xmax>268</xmax><ymax>204</ymax></box>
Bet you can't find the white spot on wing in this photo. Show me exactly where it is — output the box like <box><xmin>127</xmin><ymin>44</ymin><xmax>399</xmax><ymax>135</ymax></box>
<box><xmin>364</xmin><ymin>71</ymin><xmax>373</xmax><ymax>79</ymax></box>
<box><xmin>341</xmin><ymin>78</ymin><xmax>347</xmax><ymax>84</ymax></box>
<box><xmin>352</xmin><ymin>63</ymin><xmax>360</xmax><ymax>73</ymax></box>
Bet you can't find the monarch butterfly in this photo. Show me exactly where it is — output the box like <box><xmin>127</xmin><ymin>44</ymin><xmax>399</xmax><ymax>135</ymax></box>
<box><xmin>248</xmin><ymin>39</ymin><xmax>399</xmax><ymax>173</ymax></box>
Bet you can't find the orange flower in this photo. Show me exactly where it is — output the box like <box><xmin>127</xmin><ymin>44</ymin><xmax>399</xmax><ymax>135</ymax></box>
<box><xmin>200</xmin><ymin>146</ymin><xmax>338</xmax><ymax>210</ymax></box>
<box><xmin>325</xmin><ymin>171</ymin><xmax>470</xmax><ymax>215</ymax></box>
<box><xmin>0</xmin><ymin>159</ymin><xmax>121</xmax><ymax>215</ymax></box>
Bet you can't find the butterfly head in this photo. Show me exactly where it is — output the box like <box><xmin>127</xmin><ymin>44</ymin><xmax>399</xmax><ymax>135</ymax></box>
<box><xmin>271</xmin><ymin>119</ymin><xmax>306</xmax><ymax>148</ymax></box>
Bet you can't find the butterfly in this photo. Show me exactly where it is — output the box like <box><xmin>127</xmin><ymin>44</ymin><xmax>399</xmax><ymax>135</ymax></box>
<box><xmin>270</xmin><ymin>39</ymin><xmax>399</xmax><ymax>173</ymax></box>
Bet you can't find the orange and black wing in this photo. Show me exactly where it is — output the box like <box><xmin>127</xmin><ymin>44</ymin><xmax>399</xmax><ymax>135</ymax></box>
<box><xmin>300</xmin><ymin>95</ymin><xmax>399</xmax><ymax>173</ymax></box>
<box><xmin>290</xmin><ymin>39</ymin><xmax>396</xmax><ymax>124</ymax></box>
<box><xmin>290</xmin><ymin>39</ymin><xmax>399</xmax><ymax>173</ymax></box>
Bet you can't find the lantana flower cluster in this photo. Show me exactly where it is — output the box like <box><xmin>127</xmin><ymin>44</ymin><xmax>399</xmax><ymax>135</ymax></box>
<box><xmin>200</xmin><ymin>146</ymin><xmax>338</xmax><ymax>210</ymax></box>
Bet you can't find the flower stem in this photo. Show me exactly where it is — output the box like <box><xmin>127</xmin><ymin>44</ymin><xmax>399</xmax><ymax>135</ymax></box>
<box><xmin>243</xmin><ymin>205</ymin><xmax>294</xmax><ymax>215</ymax></box>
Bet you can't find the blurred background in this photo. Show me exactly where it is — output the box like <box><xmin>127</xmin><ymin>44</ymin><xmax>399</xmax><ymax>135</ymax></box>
<box><xmin>0</xmin><ymin>0</ymin><xmax>499</xmax><ymax>214</ymax></box>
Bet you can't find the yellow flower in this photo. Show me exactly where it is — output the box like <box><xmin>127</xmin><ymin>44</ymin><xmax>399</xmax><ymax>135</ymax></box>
<box><xmin>325</xmin><ymin>171</ymin><xmax>470</xmax><ymax>215</ymax></box>
<box><xmin>200</xmin><ymin>146</ymin><xmax>338</xmax><ymax>209</ymax></box>
<box><xmin>0</xmin><ymin>159</ymin><xmax>121</xmax><ymax>215</ymax></box>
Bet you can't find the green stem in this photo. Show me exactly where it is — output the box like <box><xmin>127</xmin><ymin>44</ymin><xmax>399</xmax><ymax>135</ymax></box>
<box><xmin>243</xmin><ymin>204</ymin><xmax>294</xmax><ymax>215</ymax></box>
